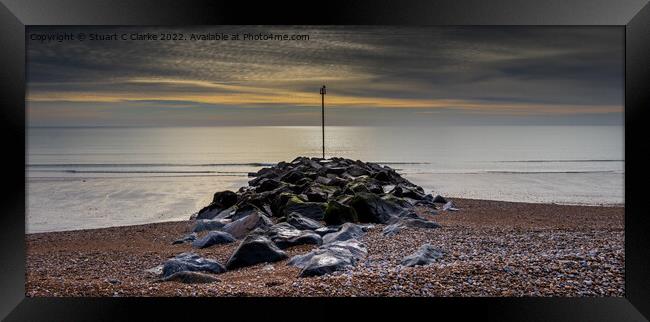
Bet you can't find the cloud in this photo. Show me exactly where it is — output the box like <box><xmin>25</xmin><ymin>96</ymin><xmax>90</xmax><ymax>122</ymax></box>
<box><xmin>26</xmin><ymin>26</ymin><xmax>623</xmax><ymax>126</ymax></box>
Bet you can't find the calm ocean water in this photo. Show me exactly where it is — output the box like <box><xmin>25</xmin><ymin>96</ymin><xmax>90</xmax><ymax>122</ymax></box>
<box><xmin>26</xmin><ymin>126</ymin><xmax>624</xmax><ymax>233</ymax></box>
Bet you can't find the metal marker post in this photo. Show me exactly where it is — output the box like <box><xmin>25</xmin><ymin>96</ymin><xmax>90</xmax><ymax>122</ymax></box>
<box><xmin>320</xmin><ymin>85</ymin><xmax>326</xmax><ymax>159</ymax></box>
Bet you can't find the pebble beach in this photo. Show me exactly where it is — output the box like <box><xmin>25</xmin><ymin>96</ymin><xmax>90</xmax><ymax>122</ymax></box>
<box><xmin>26</xmin><ymin>198</ymin><xmax>624</xmax><ymax>297</ymax></box>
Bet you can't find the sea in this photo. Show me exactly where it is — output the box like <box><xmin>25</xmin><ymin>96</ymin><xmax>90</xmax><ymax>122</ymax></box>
<box><xmin>26</xmin><ymin>125</ymin><xmax>624</xmax><ymax>233</ymax></box>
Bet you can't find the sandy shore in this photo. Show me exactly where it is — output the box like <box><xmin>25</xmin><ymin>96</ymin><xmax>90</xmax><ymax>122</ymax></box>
<box><xmin>26</xmin><ymin>198</ymin><xmax>624</xmax><ymax>297</ymax></box>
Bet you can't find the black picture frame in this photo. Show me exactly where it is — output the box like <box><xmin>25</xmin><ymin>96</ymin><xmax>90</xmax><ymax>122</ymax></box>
<box><xmin>1</xmin><ymin>0</ymin><xmax>649</xmax><ymax>320</ymax></box>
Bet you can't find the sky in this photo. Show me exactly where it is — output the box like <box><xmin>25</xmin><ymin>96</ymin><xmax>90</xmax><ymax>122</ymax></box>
<box><xmin>26</xmin><ymin>26</ymin><xmax>624</xmax><ymax>127</ymax></box>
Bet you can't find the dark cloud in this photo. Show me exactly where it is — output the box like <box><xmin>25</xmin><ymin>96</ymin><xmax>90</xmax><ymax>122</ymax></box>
<box><xmin>26</xmin><ymin>26</ymin><xmax>623</xmax><ymax>126</ymax></box>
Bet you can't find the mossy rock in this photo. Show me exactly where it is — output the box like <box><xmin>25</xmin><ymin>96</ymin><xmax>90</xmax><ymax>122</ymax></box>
<box><xmin>349</xmin><ymin>192</ymin><xmax>405</xmax><ymax>224</ymax></box>
<box><xmin>324</xmin><ymin>200</ymin><xmax>358</xmax><ymax>225</ymax></box>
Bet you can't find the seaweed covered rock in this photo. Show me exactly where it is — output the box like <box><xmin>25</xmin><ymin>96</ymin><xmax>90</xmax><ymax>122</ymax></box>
<box><xmin>348</xmin><ymin>192</ymin><xmax>406</xmax><ymax>224</ymax></box>
<box><xmin>323</xmin><ymin>200</ymin><xmax>358</xmax><ymax>225</ymax></box>
<box><xmin>283</xmin><ymin>197</ymin><xmax>326</xmax><ymax>220</ymax></box>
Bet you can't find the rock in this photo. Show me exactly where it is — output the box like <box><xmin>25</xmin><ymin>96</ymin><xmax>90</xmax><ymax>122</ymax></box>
<box><xmin>382</xmin><ymin>224</ymin><xmax>403</xmax><ymax>236</ymax></box>
<box><xmin>159</xmin><ymin>271</ymin><xmax>221</xmax><ymax>284</ymax></box>
<box><xmin>211</xmin><ymin>203</ymin><xmax>267</xmax><ymax>221</ymax></box>
<box><xmin>222</xmin><ymin>212</ymin><xmax>273</xmax><ymax>239</ymax></box>
<box><xmin>382</xmin><ymin>217</ymin><xmax>440</xmax><ymax>236</ymax></box>
<box><xmin>390</xmin><ymin>184</ymin><xmax>427</xmax><ymax>200</ymax></box>
<box><xmin>371</xmin><ymin>170</ymin><xmax>391</xmax><ymax>182</ymax></box>
<box><xmin>195</xmin><ymin>206</ymin><xmax>221</xmax><ymax>220</ymax></box>
<box><xmin>286</xmin><ymin>212</ymin><xmax>323</xmax><ymax>230</ymax></box>
<box><xmin>195</xmin><ymin>190</ymin><xmax>240</xmax><ymax>220</ymax></box>
<box><xmin>161</xmin><ymin>252</ymin><xmax>226</xmax><ymax>278</ymax></box>
<box><xmin>264</xmin><ymin>223</ymin><xmax>323</xmax><ymax>249</ymax></box>
<box><xmin>172</xmin><ymin>232</ymin><xmax>197</xmax><ymax>244</ymax></box>
<box><xmin>256</xmin><ymin>178</ymin><xmax>283</xmax><ymax>193</ymax></box>
<box><xmin>400</xmin><ymin>244</ymin><xmax>443</xmax><ymax>267</ymax></box>
<box><xmin>144</xmin><ymin>265</ymin><xmax>163</xmax><ymax>276</ymax></box>
<box><xmin>432</xmin><ymin>194</ymin><xmax>447</xmax><ymax>203</ymax></box>
<box><xmin>212</xmin><ymin>190</ymin><xmax>238</xmax><ymax>208</ymax></box>
<box><xmin>401</xmin><ymin>217</ymin><xmax>441</xmax><ymax>229</ymax></box>
<box><xmin>381</xmin><ymin>194</ymin><xmax>415</xmax><ymax>209</ymax></box>
<box><xmin>443</xmin><ymin>201</ymin><xmax>459</xmax><ymax>211</ymax></box>
<box><xmin>348</xmin><ymin>192</ymin><xmax>405</xmax><ymax>224</ymax></box>
<box><xmin>288</xmin><ymin>239</ymin><xmax>367</xmax><ymax>277</ymax></box>
<box><xmin>192</xmin><ymin>219</ymin><xmax>231</xmax><ymax>233</ymax></box>
<box><xmin>314</xmin><ymin>176</ymin><xmax>332</xmax><ymax>186</ymax></box>
<box><xmin>314</xmin><ymin>226</ymin><xmax>340</xmax><ymax>236</ymax></box>
<box><xmin>192</xmin><ymin>231</ymin><xmax>236</xmax><ymax>248</ymax></box>
<box><xmin>322</xmin><ymin>222</ymin><xmax>365</xmax><ymax>244</ymax></box>
<box><xmin>324</xmin><ymin>167</ymin><xmax>347</xmax><ymax>175</ymax></box>
<box><xmin>280</xmin><ymin>170</ymin><xmax>306</xmax><ymax>184</ymax></box>
<box><xmin>284</xmin><ymin>198</ymin><xmax>326</xmax><ymax>220</ymax></box>
<box><xmin>324</xmin><ymin>200</ymin><xmax>358</xmax><ymax>225</ymax></box>
<box><xmin>347</xmin><ymin>166</ymin><xmax>370</xmax><ymax>177</ymax></box>
<box><xmin>226</xmin><ymin>233</ymin><xmax>288</xmax><ymax>269</ymax></box>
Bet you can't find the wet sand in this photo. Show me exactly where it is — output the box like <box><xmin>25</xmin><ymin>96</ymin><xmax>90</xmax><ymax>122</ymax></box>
<box><xmin>25</xmin><ymin>198</ymin><xmax>624</xmax><ymax>297</ymax></box>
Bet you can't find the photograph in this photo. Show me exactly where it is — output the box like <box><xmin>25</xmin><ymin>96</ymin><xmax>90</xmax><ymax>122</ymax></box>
<box><xmin>25</xmin><ymin>25</ymin><xmax>624</xmax><ymax>297</ymax></box>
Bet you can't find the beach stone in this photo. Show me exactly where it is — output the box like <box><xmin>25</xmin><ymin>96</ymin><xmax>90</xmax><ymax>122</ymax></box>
<box><xmin>286</xmin><ymin>212</ymin><xmax>323</xmax><ymax>230</ymax></box>
<box><xmin>159</xmin><ymin>271</ymin><xmax>221</xmax><ymax>284</ymax></box>
<box><xmin>192</xmin><ymin>219</ymin><xmax>231</xmax><ymax>233</ymax></box>
<box><xmin>222</xmin><ymin>212</ymin><xmax>273</xmax><ymax>239</ymax></box>
<box><xmin>192</xmin><ymin>231</ymin><xmax>236</xmax><ymax>248</ymax></box>
<box><xmin>324</xmin><ymin>200</ymin><xmax>358</xmax><ymax>225</ymax></box>
<box><xmin>322</xmin><ymin>222</ymin><xmax>365</xmax><ymax>244</ymax></box>
<box><xmin>172</xmin><ymin>232</ymin><xmax>197</xmax><ymax>245</ymax></box>
<box><xmin>226</xmin><ymin>233</ymin><xmax>288</xmax><ymax>269</ymax></box>
<box><xmin>443</xmin><ymin>201</ymin><xmax>459</xmax><ymax>211</ymax></box>
<box><xmin>288</xmin><ymin>239</ymin><xmax>367</xmax><ymax>277</ymax></box>
<box><xmin>348</xmin><ymin>192</ymin><xmax>405</xmax><ymax>224</ymax></box>
<box><xmin>161</xmin><ymin>252</ymin><xmax>226</xmax><ymax>278</ymax></box>
<box><xmin>400</xmin><ymin>244</ymin><xmax>443</xmax><ymax>267</ymax></box>
<box><xmin>284</xmin><ymin>198</ymin><xmax>326</xmax><ymax>220</ymax></box>
<box><xmin>264</xmin><ymin>223</ymin><xmax>322</xmax><ymax>249</ymax></box>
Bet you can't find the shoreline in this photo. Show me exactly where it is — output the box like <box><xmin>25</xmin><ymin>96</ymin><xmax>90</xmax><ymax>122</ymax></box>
<box><xmin>26</xmin><ymin>198</ymin><xmax>624</xmax><ymax>297</ymax></box>
<box><xmin>26</xmin><ymin>197</ymin><xmax>625</xmax><ymax>235</ymax></box>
